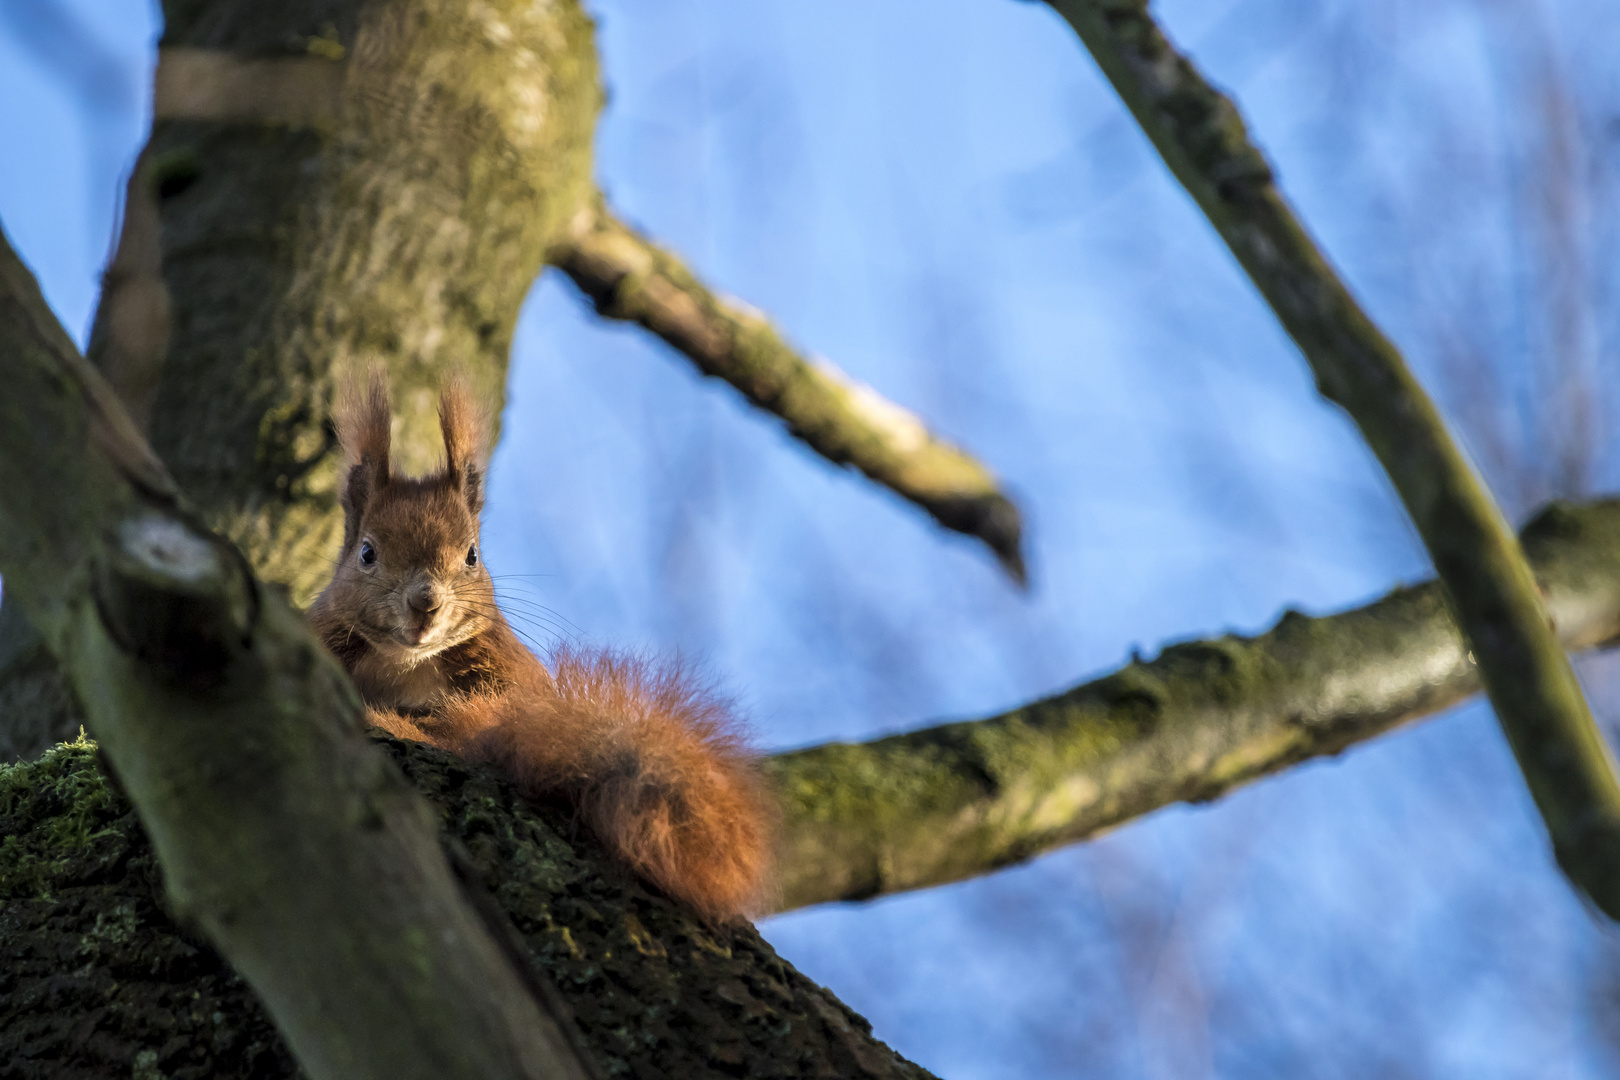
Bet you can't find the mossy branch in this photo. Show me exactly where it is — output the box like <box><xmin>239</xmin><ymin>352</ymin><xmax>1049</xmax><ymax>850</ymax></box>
<box><xmin>1041</xmin><ymin>0</ymin><xmax>1620</xmax><ymax>918</ymax></box>
<box><xmin>548</xmin><ymin>197</ymin><xmax>1027</xmax><ymax>583</ymax></box>
<box><xmin>0</xmin><ymin>222</ymin><xmax>597</xmax><ymax>1079</ymax></box>
<box><xmin>769</xmin><ymin>498</ymin><xmax>1620</xmax><ymax>911</ymax></box>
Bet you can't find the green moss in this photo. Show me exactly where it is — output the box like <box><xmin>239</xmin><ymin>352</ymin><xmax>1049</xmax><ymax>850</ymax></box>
<box><xmin>0</xmin><ymin>737</ymin><xmax>303</xmax><ymax>1080</ymax></box>
<box><xmin>769</xmin><ymin>549</ymin><xmax>1553</xmax><ymax>908</ymax></box>
<box><xmin>0</xmin><ymin>736</ymin><xmax>120</xmax><ymax>901</ymax></box>
<box><xmin>0</xmin><ymin>735</ymin><xmax>936</xmax><ymax>1080</ymax></box>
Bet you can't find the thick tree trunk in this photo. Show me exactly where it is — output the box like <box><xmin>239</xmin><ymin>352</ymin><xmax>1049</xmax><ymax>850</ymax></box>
<box><xmin>0</xmin><ymin>737</ymin><xmax>935</xmax><ymax>1080</ymax></box>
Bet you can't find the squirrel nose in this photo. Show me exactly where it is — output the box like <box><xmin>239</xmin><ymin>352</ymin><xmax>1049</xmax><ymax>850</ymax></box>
<box><xmin>406</xmin><ymin>582</ymin><xmax>445</xmax><ymax>616</ymax></box>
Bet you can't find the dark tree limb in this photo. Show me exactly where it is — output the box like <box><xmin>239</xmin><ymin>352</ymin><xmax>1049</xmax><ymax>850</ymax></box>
<box><xmin>1041</xmin><ymin>0</ymin><xmax>1620</xmax><ymax>918</ymax></box>
<box><xmin>769</xmin><ymin>498</ymin><xmax>1620</xmax><ymax>911</ymax></box>
<box><xmin>2</xmin><ymin>140</ymin><xmax>178</xmax><ymax>765</ymax></box>
<box><xmin>0</xmin><ymin>223</ymin><xmax>595</xmax><ymax>1080</ymax></box>
<box><xmin>548</xmin><ymin>197</ymin><xmax>1027</xmax><ymax>583</ymax></box>
<box><xmin>1</xmin><ymin>145</ymin><xmax>171</xmax><ymax>766</ymax></box>
<box><xmin>0</xmin><ymin>737</ymin><xmax>938</xmax><ymax>1080</ymax></box>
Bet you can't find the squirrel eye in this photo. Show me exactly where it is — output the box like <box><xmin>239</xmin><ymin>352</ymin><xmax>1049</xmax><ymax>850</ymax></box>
<box><xmin>465</xmin><ymin>545</ymin><xmax>479</xmax><ymax>568</ymax></box>
<box><xmin>359</xmin><ymin>540</ymin><xmax>377</xmax><ymax>567</ymax></box>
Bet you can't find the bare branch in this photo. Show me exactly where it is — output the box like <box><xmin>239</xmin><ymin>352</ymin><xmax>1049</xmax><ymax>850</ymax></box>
<box><xmin>1043</xmin><ymin>0</ymin><xmax>1620</xmax><ymax>918</ymax></box>
<box><xmin>0</xmin><ymin>222</ymin><xmax>596</xmax><ymax>1080</ymax></box>
<box><xmin>548</xmin><ymin>197</ymin><xmax>1027</xmax><ymax>583</ymax></box>
<box><xmin>770</xmin><ymin>497</ymin><xmax>1620</xmax><ymax>912</ymax></box>
<box><xmin>88</xmin><ymin>149</ymin><xmax>171</xmax><ymax>429</ymax></box>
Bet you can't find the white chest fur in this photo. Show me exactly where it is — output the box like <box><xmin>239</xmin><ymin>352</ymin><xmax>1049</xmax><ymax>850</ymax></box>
<box><xmin>349</xmin><ymin>648</ymin><xmax>451</xmax><ymax>711</ymax></box>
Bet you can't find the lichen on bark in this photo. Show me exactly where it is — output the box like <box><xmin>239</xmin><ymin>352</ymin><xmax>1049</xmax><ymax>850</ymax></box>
<box><xmin>0</xmin><ymin>738</ymin><xmax>936</xmax><ymax>1080</ymax></box>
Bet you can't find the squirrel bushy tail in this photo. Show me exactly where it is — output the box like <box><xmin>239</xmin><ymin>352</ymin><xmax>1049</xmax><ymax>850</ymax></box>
<box><xmin>396</xmin><ymin>645</ymin><xmax>775</xmax><ymax>921</ymax></box>
<box><xmin>470</xmin><ymin>646</ymin><xmax>774</xmax><ymax>921</ymax></box>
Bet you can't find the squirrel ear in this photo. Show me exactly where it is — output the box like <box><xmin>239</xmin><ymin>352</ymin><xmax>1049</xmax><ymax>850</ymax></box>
<box><xmin>335</xmin><ymin>368</ymin><xmax>392</xmax><ymax>546</ymax></box>
<box><xmin>438</xmin><ymin>374</ymin><xmax>489</xmax><ymax>515</ymax></box>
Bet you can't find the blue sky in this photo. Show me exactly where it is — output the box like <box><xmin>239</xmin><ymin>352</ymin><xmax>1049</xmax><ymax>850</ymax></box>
<box><xmin>5</xmin><ymin>1</ymin><xmax>1620</xmax><ymax>1076</ymax></box>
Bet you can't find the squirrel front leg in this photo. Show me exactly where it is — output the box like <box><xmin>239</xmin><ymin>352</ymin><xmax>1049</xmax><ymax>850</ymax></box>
<box><xmin>363</xmin><ymin>706</ymin><xmax>434</xmax><ymax>744</ymax></box>
<box><xmin>464</xmin><ymin>647</ymin><xmax>775</xmax><ymax>921</ymax></box>
<box><xmin>361</xmin><ymin>697</ymin><xmax>505</xmax><ymax>755</ymax></box>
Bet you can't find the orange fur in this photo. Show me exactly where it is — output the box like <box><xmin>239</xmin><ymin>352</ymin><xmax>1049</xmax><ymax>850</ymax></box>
<box><xmin>336</xmin><ymin>369</ymin><xmax>392</xmax><ymax>473</ymax></box>
<box><xmin>436</xmin><ymin>374</ymin><xmax>489</xmax><ymax>512</ymax></box>
<box><xmin>459</xmin><ymin>647</ymin><xmax>776</xmax><ymax>920</ymax></box>
<box><xmin>310</xmin><ymin>375</ymin><xmax>773</xmax><ymax>920</ymax></box>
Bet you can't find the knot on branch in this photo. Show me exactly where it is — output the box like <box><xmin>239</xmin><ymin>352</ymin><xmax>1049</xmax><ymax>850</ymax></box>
<box><xmin>92</xmin><ymin>511</ymin><xmax>258</xmax><ymax>683</ymax></box>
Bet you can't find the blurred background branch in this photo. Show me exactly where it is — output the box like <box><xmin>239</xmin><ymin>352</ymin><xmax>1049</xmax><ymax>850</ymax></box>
<box><xmin>549</xmin><ymin>197</ymin><xmax>1028</xmax><ymax>582</ymax></box>
<box><xmin>1044</xmin><ymin>0</ymin><xmax>1620</xmax><ymax>918</ymax></box>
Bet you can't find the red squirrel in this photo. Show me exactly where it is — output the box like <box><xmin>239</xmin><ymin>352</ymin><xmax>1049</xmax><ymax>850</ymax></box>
<box><xmin>306</xmin><ymin>373</ymin><xmax>774</xmax><ymax>920</ymax></box>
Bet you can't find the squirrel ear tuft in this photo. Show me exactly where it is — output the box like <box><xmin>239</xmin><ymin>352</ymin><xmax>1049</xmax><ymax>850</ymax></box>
<box><xmin>439</xmin><ymin>373</ymin><xmax>489</xmax><ymax>515</ymax></box>
<box><xmin>335</xmin><ymin>367</ymin><xmax>392</xmax><ymax>546</ymax></box>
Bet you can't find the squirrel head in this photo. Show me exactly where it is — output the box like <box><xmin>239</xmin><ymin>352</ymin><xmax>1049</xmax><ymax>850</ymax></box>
<box><xmin>324</xmin><ymin>370</ymin><xmax>497</xmax><ymax>661</ymax></box>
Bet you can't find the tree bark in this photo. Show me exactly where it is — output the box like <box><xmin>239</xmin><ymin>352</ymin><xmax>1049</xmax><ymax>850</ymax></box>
<box><xmin>0</xmin><ymin>736</ymin><xmax>936</xmax><ymax>1080</ymax></box>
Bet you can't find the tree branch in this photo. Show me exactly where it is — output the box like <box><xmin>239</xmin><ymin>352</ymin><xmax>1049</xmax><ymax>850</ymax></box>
<box><xmin>548</xmin><ymin>197</ymin><xmax>1027</xmax><ymax>583</ymax></box>
<box><xmin>0</xmin><ymin>223</ymin><xmax>595</xmax><ymax>1079</ymax></box>
<box><xmin>1042</xmin><ymin>0</ymin><xmax>1620</xmax><ymax>918</ymax></box>
<box><xmin>769</xmin><ymin>497</ymin><xmax>1620</xmax><ymax>911</ymax></box>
